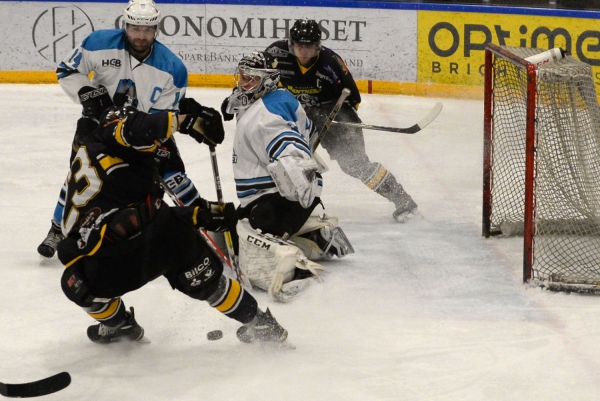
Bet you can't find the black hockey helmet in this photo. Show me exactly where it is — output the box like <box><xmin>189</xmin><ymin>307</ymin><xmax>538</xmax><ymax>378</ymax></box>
<box><xmin>290</xmin><ymin>19</ymin><xmax>321</xmax><ymax>45</ymax></box>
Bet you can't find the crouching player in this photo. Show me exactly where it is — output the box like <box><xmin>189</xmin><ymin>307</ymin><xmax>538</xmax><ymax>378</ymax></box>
<box><xmin>57</xmin><ymin>104</ymin><xmax>287</xmax><ymax>345</ymax></box>
<box><xmin>223</xmin><ymin>51</ymin><xmax>354</xmax><ymax>302</ymax></box>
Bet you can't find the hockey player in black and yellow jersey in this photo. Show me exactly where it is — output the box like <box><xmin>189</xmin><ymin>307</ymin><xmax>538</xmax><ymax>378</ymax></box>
<box><xmin>261</xmin><ymin>19</ymin><xmax>418</xmax><ymax>222</ymax></box>
<box><xmin>58</xmin><ymin>104</ymin><xmax>288</xmax><ymax>345</ymax></box>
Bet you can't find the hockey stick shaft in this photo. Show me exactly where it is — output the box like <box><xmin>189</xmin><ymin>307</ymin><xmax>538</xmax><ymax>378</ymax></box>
<box><xmin>331</xmin><ymin>102</ymin><xmax>443</xmax><ymax>134</ymax></box>
<box><xmin>208</xmin><ymin>145</ymin><xmax>252</xmax><ymax>288</ymax></box>
<box><xmin>0</xmin><ymin>372</ymin><xmax>71</xmax><ymax>398</ymax></box>
<box><xmin>311</xmin><ymin>88</ymin><xmax>352</xmax><ymax>152</ymax></box>
<box><xmin>156</xmin><ymin>175</ymin><xmax>236</xmax><ymax>274</ymax></box>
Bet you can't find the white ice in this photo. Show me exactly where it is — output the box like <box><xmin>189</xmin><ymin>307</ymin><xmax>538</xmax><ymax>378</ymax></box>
<box><xmin>0</xmin><ymin>85</ymin><xmax>599</xmax><ymax>400</ymax></box>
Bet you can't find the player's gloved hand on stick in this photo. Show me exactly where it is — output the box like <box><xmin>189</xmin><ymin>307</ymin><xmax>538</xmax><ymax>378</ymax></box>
<box><xmin>178</xmin><ymin>98</ymin><xmax>225</xmax><ymax>146</ymax></box>
<box><xmin>193</xmin><ymin>201</ymin><xmax>237</xmax><ymax>232</ymax></box>
<box><xmin>78</xmin><ymin>85</ymin><xmax>114</xmax><ymax>122</ymax></box>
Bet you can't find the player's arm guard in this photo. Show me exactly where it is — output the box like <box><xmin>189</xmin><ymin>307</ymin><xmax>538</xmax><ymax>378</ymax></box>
<box><xmin>267</xmin><ymin>156</ymin><xmax>322</xmax><ymax>208</ymax></box>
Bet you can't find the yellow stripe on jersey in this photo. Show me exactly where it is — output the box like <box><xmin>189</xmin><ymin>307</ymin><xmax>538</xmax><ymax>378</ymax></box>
<box><xmin>215</xmin><ymin>279</ymin><xmax>242</xmax><ymax>313</ymax></box>
<box><xmin>114</xmin><ymin>119</ymin><xmax>128</xmax><ymax>147</ymax></box>
<box><xmin>166</xmin><ymin>111</ymin><xmax>175</xmax><ymax>140</ymax></box>
<box><xmin>87</xmin><ymin>298</ymin><xmax>121</xmax><ymax>321</ymax></box>
<box><xmin>63</xmin><ymin>225</ymin><xmax>108</xmax><ymax>268</ymax></box>
<box><xmin>99</xmin><ymin>155</ymin><xmax>125</xmax><ymax>171</ymax></box>
<box><xmin>365</xmin><ymin>166</ymin><xmax>388</xmax><ymax>190</ymax></box>
<box><xmin>113</xmin><ymin>117</ymin><xmax>159</xmax><ymax>153</ymax></box>
<box><xmin>192</xmin><ymin>206</ymin><xmax>199</xmax><ymax>226</ymax></box>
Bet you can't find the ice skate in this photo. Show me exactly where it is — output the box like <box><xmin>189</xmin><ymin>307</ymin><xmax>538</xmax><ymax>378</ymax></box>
<box><xmin>87</xmin><ymin>307</ymin><xmax>145</xmax><ymax>344</ymax></box>
<box><xmin>37</xmin><ymin>221</ymin><xmax>65</xmax><ymax>258</ymax></box>
<box><xmin>392</xmin><ymin>196</ymin><xmax>418</xmax><ymax>223</ymax></box>
<box><xmin>236</xmin><ymin>308</ymin><xmax>288</xmax><ymax>344</ymax></box>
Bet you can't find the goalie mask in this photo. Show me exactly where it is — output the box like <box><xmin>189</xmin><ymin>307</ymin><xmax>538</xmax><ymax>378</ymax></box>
<box><xmin>226</xmin><ymin>51</ymin><xmax>281</xmax><ymax>114</ymax></box>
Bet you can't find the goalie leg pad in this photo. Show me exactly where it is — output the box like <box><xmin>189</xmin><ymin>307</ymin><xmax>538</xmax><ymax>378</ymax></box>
<box><xmin>291</xmin><ymin>215</ymin><xmax>355</xmax><ymax>260</ymax></box>
<box><xmin>237</xmin><ymin>218</ymin><xmax>323</xmax><ymax>302</ymax></box>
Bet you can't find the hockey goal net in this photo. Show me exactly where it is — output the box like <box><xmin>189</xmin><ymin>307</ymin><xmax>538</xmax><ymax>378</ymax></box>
<box><xmin>483</xmin><ymin>43</ymin><xmax>600</xmax><ymax>293</ymax></box>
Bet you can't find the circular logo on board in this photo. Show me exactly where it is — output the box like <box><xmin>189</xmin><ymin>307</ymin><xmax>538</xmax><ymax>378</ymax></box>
<box><xmin>32</xmin><ymin>6</ymin><xmax>94</xmax><ymax>63</ymax></box>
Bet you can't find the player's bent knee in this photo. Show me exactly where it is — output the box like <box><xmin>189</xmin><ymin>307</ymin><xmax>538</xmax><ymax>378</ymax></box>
<box><xmin>61</xmin><ymin>265</ymin><xmax>94</xmax><ymax>307</ymax></box>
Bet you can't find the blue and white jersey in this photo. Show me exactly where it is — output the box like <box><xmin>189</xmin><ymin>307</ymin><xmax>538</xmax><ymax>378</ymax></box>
<box><xmin>56</xmin><ymin>29</ymin><xmax>187</xmax><ymax>113</ymax></box>
<box><xmin>232</xmin><ymin>88</ymin><xmax>321</xmax><ymax>207</ymax></box>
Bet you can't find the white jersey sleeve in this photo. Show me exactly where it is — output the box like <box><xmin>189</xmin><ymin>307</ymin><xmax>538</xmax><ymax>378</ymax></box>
<box><xmin>56</xmin><ymin>29</ymin><xmax>187</xmax><ymax>113</ymax></box>
<box><xmin>232</xmin><ymin>89</ymin><xmax>322</xmax><ymax>207</ymax></box>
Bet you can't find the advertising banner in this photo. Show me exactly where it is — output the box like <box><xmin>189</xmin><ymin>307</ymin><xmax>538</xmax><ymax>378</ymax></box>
<box><xmin>418</xmin><ymin>10</ymin><xmax>600</xmax><ymax>87</ymax></box>
<box><xmin>0</xmin><ymin>1</ymin><xmax>417</xmax><ymax>83</ymax></box>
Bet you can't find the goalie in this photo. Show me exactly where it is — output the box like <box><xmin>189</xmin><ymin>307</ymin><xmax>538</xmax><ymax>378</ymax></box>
<box><xmin>223</xmin><ymin>51</ymin><xmax>354</xmax><ymax>302</ymax></box>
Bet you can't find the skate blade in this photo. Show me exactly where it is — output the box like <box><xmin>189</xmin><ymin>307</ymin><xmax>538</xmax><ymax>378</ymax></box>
<box><xmin>39</xmin><ymin>256</ymin><xmax>61</xmax><ymax>267</ymax></box>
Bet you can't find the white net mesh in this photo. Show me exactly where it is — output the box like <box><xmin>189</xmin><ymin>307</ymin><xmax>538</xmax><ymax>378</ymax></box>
<box><xmin>488</xmin><ymin>46</ymin><xmax>600</xmax><ymax>291</ymax></box>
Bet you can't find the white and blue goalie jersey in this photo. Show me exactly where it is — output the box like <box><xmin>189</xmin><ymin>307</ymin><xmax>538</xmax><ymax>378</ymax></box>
<box><xmin>56</xmin><ymin>29</ymin><xmax>187</xmax><ymax>113</ymax></box>
<box><xmin>232</xmin><ymin>89</ymin><xmax>322</xmax><ymax>207</ymax></box>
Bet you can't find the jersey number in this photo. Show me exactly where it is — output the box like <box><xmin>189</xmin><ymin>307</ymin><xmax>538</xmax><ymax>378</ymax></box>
<box><xmin>63</xmin><ymin>146</ymin><xmax>103</xmax><ymax>234</ymax></box>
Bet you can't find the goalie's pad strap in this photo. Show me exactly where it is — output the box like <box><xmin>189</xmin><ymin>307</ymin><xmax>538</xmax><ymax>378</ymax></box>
<box><xmin>267</xmin><ymin>156</ymin><xmax>322</xmax><ymax>208</ymax></box>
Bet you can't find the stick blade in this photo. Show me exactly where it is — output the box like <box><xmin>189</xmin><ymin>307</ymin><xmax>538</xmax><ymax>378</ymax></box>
<box><xmin>0</xmin><ymin>372</ymin><xmax>71</xmax><ymax>398</ymax></box>
<box><xmin>411</xmin><ymin>101</ymin><xmax>443</xmax><ymax>133</ymax></box>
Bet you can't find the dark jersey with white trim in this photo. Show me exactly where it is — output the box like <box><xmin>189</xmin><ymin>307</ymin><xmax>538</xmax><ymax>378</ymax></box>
<box><xmin>62</xmin><ymin>110</ymin><xmax>175</xmax><ymax>235</ymax></box>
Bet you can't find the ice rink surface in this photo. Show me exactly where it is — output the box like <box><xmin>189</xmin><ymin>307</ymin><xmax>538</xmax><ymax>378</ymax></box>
<box><xmin>0</xmin><ymin>85</ymin><xmax>599</xmax><ymax>400</ymax></box>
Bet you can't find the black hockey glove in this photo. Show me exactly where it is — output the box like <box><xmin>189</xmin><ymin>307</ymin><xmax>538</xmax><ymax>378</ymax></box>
<box><xmin>178</xmin><ymin>97</ymin><xmax>201</xmax><ymax>115</ymax></box>
<box><xmin>78</xmin><ymin>85</ymin><xmax>114</xmax><ymax>122</ymax></box>
<box><xmin>179</xmin><ymin>108</ymin><xmax>225</xmax><ymax>146</ymax></box>
<box><xmin>193</xmin><ymin>201</ymin><xmax>237</xmax><ymax>232</ymax></box>
<box><xmin>220</xmin><ymin>96</ymin><xmax>235</xmax><ymax>121</ymax></box>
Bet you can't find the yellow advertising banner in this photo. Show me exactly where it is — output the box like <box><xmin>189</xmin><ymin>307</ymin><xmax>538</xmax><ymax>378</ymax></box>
<box><xmin>418</xmin><ymin>10</ymin><xmax>600</xmax><ymax>90</ymax></box>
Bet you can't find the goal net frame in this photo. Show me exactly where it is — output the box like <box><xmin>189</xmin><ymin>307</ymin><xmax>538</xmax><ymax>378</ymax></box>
<box><xmin>483</xmin><ymin>43</ymin><xmax>600</xmax><ymax>293</ymax></box>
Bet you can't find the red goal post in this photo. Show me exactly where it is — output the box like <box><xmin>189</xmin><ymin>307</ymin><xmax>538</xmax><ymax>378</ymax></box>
<box><xmin>483</xmin><ymin>43</ymin><xmax>600</xmax><ymax>293</ymax></box>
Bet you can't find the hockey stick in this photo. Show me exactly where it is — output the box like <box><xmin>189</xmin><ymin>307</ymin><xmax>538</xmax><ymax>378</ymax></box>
<box><xmin>208</xmin><ymin>145</ymin><xmax>252</xmax><ymax>288</ymax></box>
<box><xmin>310</xmin><ymin>88</ymin><xmax>352</xmax><ymax>152</ymax></box>
<box><xmin>156</xmin><ymin>175</ymin><xmax>237</xmax><ymax>276</ymax></box>
<box><xmin>0</xmin><ymin>372</ymin><xmax>71</xmax><ymax>398</ymax></box>
<box><xmin>331</xmin><ymin>102</ymin><xmax>443</xmax><ymax>134</ymax></box>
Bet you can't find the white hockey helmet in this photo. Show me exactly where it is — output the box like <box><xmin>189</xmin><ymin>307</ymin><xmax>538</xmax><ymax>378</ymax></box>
<box><xmin>123</xmin><ymin>0</ymin><xmax>161</xmax><ymax>27</ymax></box>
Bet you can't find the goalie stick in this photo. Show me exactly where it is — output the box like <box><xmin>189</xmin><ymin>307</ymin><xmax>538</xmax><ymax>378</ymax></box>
<box><xmin>310</xmin><ymin>88</ymin><xmax>352</xmax><ymax>152</ymax></box>
<box><xmin>0</xmin><ymin>372</ymin><xmax>71</xmax><ymax>398</ymax></box>
<box><xmin>208</xmin><ymin>145</ymin><xmax>252</xmax><ymax>288</ymax></box>
<box><xmin>331</xmin><ymin>102</ymin><xmax>443</xmax><ymax>134</ymax></box>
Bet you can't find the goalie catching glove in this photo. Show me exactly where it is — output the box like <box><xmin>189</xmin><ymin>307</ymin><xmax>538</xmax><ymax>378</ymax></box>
<box><xmin>78</xmin><ymin>85</ymin><xmax>114</xmax><ymax>122</ymax></box>
<box><xmin>267</xmin><ymin>156</ymin><xmax>323</xmax><ymax>208</ymax></box>
<box><xmin>178</xmin><ymin>97</ymin><xmax>225</xmax><ymax>146</ymax></box>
